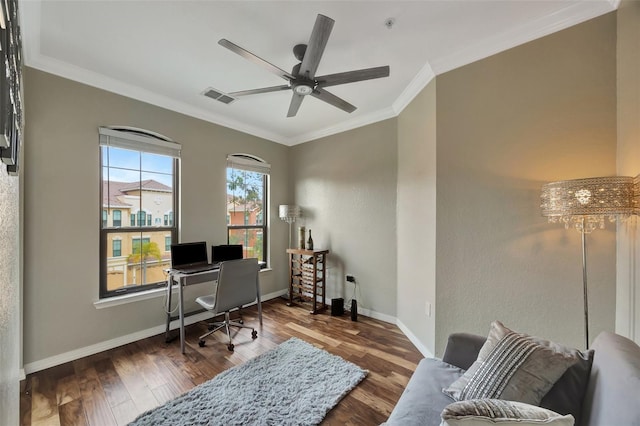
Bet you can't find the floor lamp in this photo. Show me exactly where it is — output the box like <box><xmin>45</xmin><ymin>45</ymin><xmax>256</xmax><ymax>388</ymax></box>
<box><xmin>541</xmin><ymin>176</ymin><xmax>636</xmax><ymax>349</ymax></box>
<box><xmin>279</xmin><ymin>205</ymin><xmax>300</xmax><ymax>248</ymax></box>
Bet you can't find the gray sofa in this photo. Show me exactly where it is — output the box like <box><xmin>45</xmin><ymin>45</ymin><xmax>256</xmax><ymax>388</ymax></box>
<box><xmin>385</xmin><ymin>331</ymin><xmax>640</xmax><ymax>426</ymax></box>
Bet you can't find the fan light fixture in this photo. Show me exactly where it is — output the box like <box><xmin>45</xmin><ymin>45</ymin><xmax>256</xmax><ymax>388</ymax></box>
<box><xmin>292</xmin><ymin>83</ymin><xmax>314</xmax><ymax>96</ymax></box>
<box><xmin>217</xmin><ymin>14</ymin><xmax>390</xmax><ymax>117</ymax></box>
<box><xmin>540</xmin><ymin>175</ymin><xmax>638</xmax><ymax>348</ymax></box>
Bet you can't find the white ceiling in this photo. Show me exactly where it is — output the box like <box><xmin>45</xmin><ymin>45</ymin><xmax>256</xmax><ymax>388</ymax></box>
<box><xmin>20</xmin><ymin>1</ymin><xmax>617</xmax><ymax>146</ymax></box>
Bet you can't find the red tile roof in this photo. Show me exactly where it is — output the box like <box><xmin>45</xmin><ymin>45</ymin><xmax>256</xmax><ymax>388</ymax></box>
<box><xmin>102</xmin><ymin>180</ymin><xmax>171</xmax><ymax>208</ymax></box>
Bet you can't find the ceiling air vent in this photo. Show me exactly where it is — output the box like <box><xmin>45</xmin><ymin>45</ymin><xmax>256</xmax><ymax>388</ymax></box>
<box><xmin>203</xmin><ymin>87</ymin><xmax>236</xmax><ymax>105</ymax></box>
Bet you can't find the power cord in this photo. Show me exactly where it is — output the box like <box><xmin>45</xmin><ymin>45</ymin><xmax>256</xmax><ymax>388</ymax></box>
<box><xmin>163</xmin><ymin>270</ymin><xmax>180</xmax><ymax>315</ymax></box>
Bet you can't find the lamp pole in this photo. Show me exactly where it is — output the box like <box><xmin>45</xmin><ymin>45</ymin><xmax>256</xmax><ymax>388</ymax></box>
<box><xmin>580</xmin><ymin>218</ymin><xmax>589</xmax><ymax>349</ymax></box>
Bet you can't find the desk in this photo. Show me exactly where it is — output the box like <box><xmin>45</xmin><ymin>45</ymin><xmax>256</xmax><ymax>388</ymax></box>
<box><xmin>165</xmin><ymin>268</ymin><xmax>262</xmax><ymax>354</ymax></box>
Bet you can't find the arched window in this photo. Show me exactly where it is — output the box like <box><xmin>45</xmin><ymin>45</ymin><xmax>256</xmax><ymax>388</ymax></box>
<box><xmin>226</xmin><ymin>154</ymin><xmax>270</xmax><ymax>263</ymax></box>
<box><xmin>99</xmin><ymin>126</ymin><xmax>180</xmax><ymax>298</ymax></box>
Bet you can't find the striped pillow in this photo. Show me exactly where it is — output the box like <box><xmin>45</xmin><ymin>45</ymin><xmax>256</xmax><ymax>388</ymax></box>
<box><xmin>441</xmin><ymin>399</ymin><xmax>575</xmax><ymax>426</ymax></box>
<box><xmin>443</xmin><ymin>321</ymin><xmax>578</xmax><ymax>406</ymax></box>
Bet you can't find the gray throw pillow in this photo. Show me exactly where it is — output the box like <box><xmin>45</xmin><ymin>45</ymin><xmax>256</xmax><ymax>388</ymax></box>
<box><xmin>441</xmin><ymin>399</ymin><xmax>575</xmax><ymax>426</ymax></box>
<box><xmin>443</xmin><ymin>321</ymin><xmax>579</xmax><ymax>406</ymax></box>
<box><xmin>539</xmin><ymin>346</ymin><xmax>593</xmax><ymax>425</ymax></box>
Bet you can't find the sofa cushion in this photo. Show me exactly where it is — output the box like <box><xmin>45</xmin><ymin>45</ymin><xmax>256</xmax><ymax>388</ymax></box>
<box><xmin>581</xmin><ymin>331</ymin><xmax>640</xmax><ymax>426</ymax></box>
<box><xmin>443</xmin><ymin>321</ymin><xmax>578</xmax><ymax>406</ymax></box>
<box><xmin>441</xmin><ymin>399</ymin><xmax>575</xmax><ymax>426</ymax></box>
<box><xmin>384</xmin><ymin>358</ymin><xmax>465</xmax><ymax>426</ymax></box>
<box><xmin>538</xmin><ymin>346</ymin><xmax>593</xmax><ymax>426</ymax></box>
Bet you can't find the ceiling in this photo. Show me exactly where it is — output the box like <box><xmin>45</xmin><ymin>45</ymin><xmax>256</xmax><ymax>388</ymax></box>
<box><xmin>20</xmin><ymin>1</ymin><xmax>618</xmax><ymax>146</ymax></box>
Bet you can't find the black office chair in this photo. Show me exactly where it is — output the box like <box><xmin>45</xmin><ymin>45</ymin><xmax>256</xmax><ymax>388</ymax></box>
<box><xmin>195</xmin><ymin>258</ymin><xmax>259</xmax><ymax>351</ymax></box>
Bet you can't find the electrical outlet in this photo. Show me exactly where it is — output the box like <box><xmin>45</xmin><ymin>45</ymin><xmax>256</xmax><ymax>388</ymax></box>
<box><xmin>346</xmin><ymin>275</ymin><xmax>355</xmax><ymax>283</ymax></box>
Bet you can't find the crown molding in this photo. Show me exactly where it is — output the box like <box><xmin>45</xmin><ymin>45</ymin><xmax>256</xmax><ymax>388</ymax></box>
<box><xmin>430</xmin><ymin>1</ymin><xmax>617</xmax><ymax>75</ymax></box>
<box><xmin>392</xmin><ymin>62</ymin><xmax>436</xmax><ymax>116</ymax></box>
<box><xmin>27</xmin><ymin>54</ymin><xmax>289</xmax><ymax>144</ymax></box>
<box><xmin>284</xmin><ymin>106</ymin><xmax>397</xmax><ymax>146</ymax></box>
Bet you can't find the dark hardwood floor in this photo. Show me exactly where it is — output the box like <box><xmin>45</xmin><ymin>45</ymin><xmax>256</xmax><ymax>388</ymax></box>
<box><xmin>20</xmin><ymin>298</ymin><xmax>422</xmax><ymax>425</ymax></box>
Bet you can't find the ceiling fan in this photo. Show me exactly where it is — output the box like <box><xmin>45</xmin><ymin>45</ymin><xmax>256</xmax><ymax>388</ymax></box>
<box><xmin>218</xmin><ymin>14</ymin><xmax>390</xmax><ymax>118</ymax></box>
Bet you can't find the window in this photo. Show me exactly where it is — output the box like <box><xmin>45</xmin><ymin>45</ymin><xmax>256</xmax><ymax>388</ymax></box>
<box><xmin>100</xmin><ymin>127</ymin><xmax>180</xmax><ymax>298</ymax></box>
<box><xmin>164</xmin><ymin>211</ymin><xmax>173</xmax><ymax>226</ymax></box>
<box><xmin>113</xmin><ymin>210</ymin><xmax>122</xmax><ymax>227</ymax></box>
<box><xmin>165</xmin><ymin>236</ymin><xmax>171</xmax><ymax>251</ymax></box>
<box><xmin>226</xmin><ymin>154</ymin><xmax>269</xmax><ymax>263</ymax></box>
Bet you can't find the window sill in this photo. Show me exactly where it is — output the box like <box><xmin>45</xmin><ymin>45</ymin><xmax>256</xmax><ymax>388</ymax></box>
<box><xmin>94</xmin><ymin>268</ymin><xmax>272</xmax><ymax>309</ymax></box>
<box><xmin>94</xmin><ymin>287</ymin><xmax>167</xmax><ymax>309</ymax></box>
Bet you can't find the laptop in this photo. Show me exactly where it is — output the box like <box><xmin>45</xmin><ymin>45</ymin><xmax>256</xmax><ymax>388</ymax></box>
<box><xmin>170</xmin><ymin>241</ymin><xmax>217</xmax><ymax>274</ymax></box>
<box><xmin>211</xmin><ymin>244</ymin><xmax>243</xmax><ymax>264</ymax></box>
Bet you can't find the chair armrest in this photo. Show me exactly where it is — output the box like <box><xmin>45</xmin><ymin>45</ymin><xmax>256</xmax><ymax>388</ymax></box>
<box><xmin>442</xmin><ymin>332</ymin><xmax>486</xmax><ymax>370</ymax></box>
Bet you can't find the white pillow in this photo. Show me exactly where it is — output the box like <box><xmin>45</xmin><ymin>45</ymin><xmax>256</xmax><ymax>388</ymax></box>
<box><xmin>440</xmin><ymin>399</ymin><xmax>574</xmax><ymax>426</ymax></box>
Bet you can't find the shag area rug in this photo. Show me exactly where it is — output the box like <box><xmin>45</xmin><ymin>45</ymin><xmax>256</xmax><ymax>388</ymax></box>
<box><xmin>129</xmin><ymin>337</ymin><xmax>368</xmax><ymax>426</ymax></box>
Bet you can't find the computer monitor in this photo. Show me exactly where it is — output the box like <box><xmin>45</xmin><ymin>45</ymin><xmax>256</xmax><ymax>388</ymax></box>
<box><xmin>211</xmin><ymin>244</ymin><xmax>243</xmax><ymax>263</ymax></box>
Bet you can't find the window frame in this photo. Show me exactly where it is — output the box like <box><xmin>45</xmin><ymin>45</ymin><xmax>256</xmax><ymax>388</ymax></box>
<box><xmin>226</xmin><ymin>154</ymin><xmax>270</xmax><ymax>265</ymax></box>
<box><xmin>99</xmin><ymin>127</ymin><xmax>181</xmax><ymax>299</ymax></box>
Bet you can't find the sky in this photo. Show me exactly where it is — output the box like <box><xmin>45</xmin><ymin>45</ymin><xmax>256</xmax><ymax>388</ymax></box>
<box><xmin>102</xmin><ymin>146</ymin><xmax>173</xmax><ymax>187</ymax></box>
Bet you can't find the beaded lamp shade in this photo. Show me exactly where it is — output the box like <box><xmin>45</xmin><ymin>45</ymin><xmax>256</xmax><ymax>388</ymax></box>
<box><xmin>278</xmin><ymin>205</ymin><xmax>300</xmax><ymax>223</ymax></box>
<box><xmin>541</xmin><ymin>176</ymin><xmax>638</xmax><ymax>233</ymax></box>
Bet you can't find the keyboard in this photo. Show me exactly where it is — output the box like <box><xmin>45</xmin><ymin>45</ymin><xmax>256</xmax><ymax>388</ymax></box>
<box><xmin>173</xmin><ymin>263</ymin><xmax>218</xmax><ymax>274</ymax></box>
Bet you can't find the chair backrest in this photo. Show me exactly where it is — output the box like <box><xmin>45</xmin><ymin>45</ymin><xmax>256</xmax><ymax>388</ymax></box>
<box><xmin>214</xmin><ymin>258</ymin><xmax>259</xmax><ymax>313</ymax></box>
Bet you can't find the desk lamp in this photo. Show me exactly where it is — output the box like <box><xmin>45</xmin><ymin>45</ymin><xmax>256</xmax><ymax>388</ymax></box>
<box><xmin>541</xmin><ymin>176</ymin><xmax>637</xmax><ymax>348</ymax></box>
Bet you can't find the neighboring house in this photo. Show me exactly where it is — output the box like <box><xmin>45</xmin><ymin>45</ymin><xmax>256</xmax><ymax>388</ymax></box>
<box><xmin>102</xmin><ymin>179</ymin><xmax>173</xmax><ymax>290</ymax></box>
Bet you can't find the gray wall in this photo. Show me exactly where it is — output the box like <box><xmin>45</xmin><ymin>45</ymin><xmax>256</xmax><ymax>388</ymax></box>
<box><xmin>396</xmin><ymin>79</ymin><xmax>437</xmax><ymax>354</ymax></box>
<box><xmin>434</xmin><ymin>13</ymin><xmax>617</xmax><ymax>354</ymax></box>
<box><xmin>0</xmin><ymin>156</ymin><xmax>20</xmax><ymax>423</ymax></box>
<box><xmin>289</xmin><ymin>119</ymin><xmax>398</xmax><ymax>318</ymax></box>
<box><xmin>22</xmin><ymin>68</ymin><xmax>291</xmax><ymax>365</ymax></box>
<box><xmin>616</xmin><ymin>0</ymin><xmax>640</xmax><ymax>342</ymax></box>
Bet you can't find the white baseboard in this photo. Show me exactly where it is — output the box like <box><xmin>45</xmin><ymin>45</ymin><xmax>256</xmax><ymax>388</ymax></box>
<box><xmin>23</xmin><ymin>289</ymin><xmax>287</xmax><ymax>375</ymax></box>
<box><xmin>355</xmin><ymin>306</ymin><xmax>396</xmax><ymax>324</ymax></box>
<box><xmin>396</xmin><ymin>319</ymin><xmax>434</xmax><ymax>358</ymax></box>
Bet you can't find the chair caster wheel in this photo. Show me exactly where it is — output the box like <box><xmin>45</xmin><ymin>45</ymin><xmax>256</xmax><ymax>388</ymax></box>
<box><xmin>198</xmin><ymin>340</ymin><xmax>205</xmax><ymax>347</ymax></box>
<box><xmin>227</xmin><ymin>343</ymin><xmax>234</xmax><ymax>351</ymax></box>
<box><xmin>251</xmin><ymin>330</ymin><xmax>258</xmax><ymax>339</ymax></box>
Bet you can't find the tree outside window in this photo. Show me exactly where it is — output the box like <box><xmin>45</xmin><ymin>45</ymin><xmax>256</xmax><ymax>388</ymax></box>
<box><xmin>226</xmin><ymin>155</ymin><xmax>268</xmax><ymax>262</ymax></box>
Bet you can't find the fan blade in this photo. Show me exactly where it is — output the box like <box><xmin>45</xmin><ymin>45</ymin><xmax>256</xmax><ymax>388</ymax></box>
<box><xmin>218</xmin><ymin>39</ymin><xmax>294</xmax><ymax>81</ymax></box>
<box><xmin>230</xmin><ymin>85</ymin><xmax>290</xmax><ymax>97</ymax></box>
<box><xmin>316</xmin><ymin>66</ymin><xmax>390</xmax><ymax>88</ymax></box>
<box><xmin>287</xmin><ymin>93</ymin><xmax>305</xmax><ymax>117</ymax></box>
<box><xmin>299</xmin><ymin>14</ymin><xmax>334</xmax><ymax>79</ymax></box>
<box><xmin>311</xmin><ymin>88</ymin><xmax>356</xmax><ymax>113</ymax></box>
